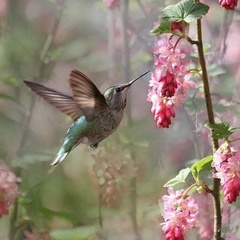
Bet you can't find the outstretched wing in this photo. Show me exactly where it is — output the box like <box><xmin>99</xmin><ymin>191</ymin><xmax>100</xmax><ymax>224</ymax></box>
<box><xmin>69</xmin><ymin>70</ymin><xmax>108</xmax><ymax>121</ymax></box>
<box><xmin>24</xmin><ymin>81</ymin><xmax>82</xmax><ymax>121</ymax></box>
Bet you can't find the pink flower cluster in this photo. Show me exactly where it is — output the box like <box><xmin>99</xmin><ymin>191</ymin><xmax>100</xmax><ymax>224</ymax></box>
<box><xmin>219</xmin><ymin>0</ymin><xmax>238</xmax><ymax>10</ymax></box>
<box><xmin>161</xmin><ymin>188</ymin><xmax>198</xmax><ymax>239</ymax></box>
<box><xmin>103</xmin><ymin>0</ymin><xmax>120</xmax><ymax>9</ymax></box>
<box><xmin>148</xmin><ymin>36</ymin><xmax>194</xmax><ymax>128</ymax></box>
<box><xmin>212</xmin><ymin>142</ymin><xmax>240</xmax><ymax>203</ymax></box>
<box><xmin>0</xmin><ymin>164</ymin><xmax>19</xmax><ymax>217</ymax></box>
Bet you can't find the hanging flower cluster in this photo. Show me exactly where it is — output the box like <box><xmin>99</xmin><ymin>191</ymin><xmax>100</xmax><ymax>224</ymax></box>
<box><xmin>219</xmin><ymin>0</ymin><xmax>238</xmax><ymax>10</ymax></box>
<box><xmin>161</xmin><ymin>188</ymin><xmax>198</xmax><ymax>240</ymax></box>
<box><xmin>212</xmin><ymin>142</ymin><xmax>240</xmax><ymax>203</ymax></box>
<box><xmin>92</xmin><ymin>146</ymin><xmax>137</xmax><ymax>206</ymax></box>
<box><xmin>147</xmin><ymin>36</ymin><xmax>194</xmax><ymax>128</ymax></box>
<box><xmin>0</xmin><ymin>164</ymin><xmax>19</xmax><ymax>217</ymax></box>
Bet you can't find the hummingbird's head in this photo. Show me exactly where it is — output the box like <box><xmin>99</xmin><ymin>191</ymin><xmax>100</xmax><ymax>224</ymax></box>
<box><xmin>103</xmin><ymin>71</ymin><xmax>150</xmax><ymax>111</ymax></box>
<box><xmin>104</xmin><ymin>83</ymin><xmax>131</xmax><ymax>111</ymax></box>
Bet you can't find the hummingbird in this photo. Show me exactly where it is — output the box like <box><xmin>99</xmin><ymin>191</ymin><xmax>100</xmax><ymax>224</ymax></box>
<box><xmin>24</xmin><ymin>69</ymin><xmax>149</xmax><ymax>165</ymax></box>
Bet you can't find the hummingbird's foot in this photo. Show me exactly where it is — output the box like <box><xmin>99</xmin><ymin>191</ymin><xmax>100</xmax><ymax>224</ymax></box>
<box><xmin>90</xmin><ymin>143</ymin><xmax>98</xmax><ymax>149</ymax></box>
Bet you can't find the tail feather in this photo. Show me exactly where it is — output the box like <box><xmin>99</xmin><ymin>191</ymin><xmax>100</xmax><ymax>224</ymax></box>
<box><xmin>51</xmin><ymin>152</ymin><xmax>68</xmax><ymax>166</ymax></box>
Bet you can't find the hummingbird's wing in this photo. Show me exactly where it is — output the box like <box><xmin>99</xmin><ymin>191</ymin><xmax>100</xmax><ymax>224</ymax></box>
<box><xmin>24</xmin><ymin>81</ymin><xmax>82</xmax><ymax>121</ymax></box>
<box><xmin>69</xmin><ymin>70</ymin><xmax>109</xmax><ymax>121</ymax></box>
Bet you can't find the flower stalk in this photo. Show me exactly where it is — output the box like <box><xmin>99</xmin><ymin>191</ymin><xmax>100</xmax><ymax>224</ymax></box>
<box><xmin>195</xmin><ymin>13</ymin><xmax>221</xmax><ymax>239</ymax></box>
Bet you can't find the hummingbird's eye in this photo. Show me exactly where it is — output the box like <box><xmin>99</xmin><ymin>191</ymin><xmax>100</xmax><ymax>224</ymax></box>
<box><xmin>115</xmin><ymin>87</ymin><xmax>121</xmax><ymax>93</ymax></box>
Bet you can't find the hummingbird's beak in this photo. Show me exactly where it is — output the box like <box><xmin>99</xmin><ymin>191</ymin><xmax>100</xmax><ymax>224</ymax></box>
<box><xmin>128</xmin><ymin>70</ymin><xmax>150</xmax><ymax>86</ymax></box>
<box><xmin>118</xmin><ymin>70</ymin><xmax>150</xmax><ymax>89</ymax></box>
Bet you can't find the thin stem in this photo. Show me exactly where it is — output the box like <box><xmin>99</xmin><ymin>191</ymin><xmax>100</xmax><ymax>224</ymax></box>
<box><xmin>98</xmin><ymin>192</ymin><xmax>103</xmax><ymax>228</ymax></box>
<box><xmin>230</xmin><ymin>137</ymin><xmax>240</xmax><ymax>143</ymax></box>
<box><xmin>187</xmin><ymin>36</ymin><xmax>198</xmax><ymax>45</ymax></box>
<box><xmin>9</xmin><ymin>199</ymin><xmax>19</xmax><ymax>240</ymax></box>
<box><xmin>107</xmin><ymin>10</ymin><xmax>117</xmax><ymax>80</ymax></box>
<box><xmin>121</xmin><ymin>0</ymin><xmax>131</xmax><ymax>108</ymax></box>
<box><xmin>219</xmin><ymin>11</ymin><xmax>233</xmax><ymax>60</ymax></box>
<box><xmin>173</xmin><ymin>36</ymin><xmax>183</xmax><ymax>51</ymax></box>
<box><xmin>136</xmin><ymin>0</ymin><xmax>148</xmax><ymax>18</ymax></box>
<box><xmin>121</xmin><ymin>1</ymin><xmax>141</xmax><ymax>239</ymax></box>
<box><xmin>182</xmin><ymin>183</ymin><xmax>198</xmax><ymax>198</ymax></box>
<box><xmin>130</xmin><ymin>169</ymin><xmax>141</xmax><ymax>240</ymax></box>
<box><xmin>195</xmin><ymin>14</ymin><xmax>221</xmax><ymax>240</ymax></box>
<box><xmin>182</xmin><ymin>108</ymin><xmax>202</xmax><ymax>160</ymax></box>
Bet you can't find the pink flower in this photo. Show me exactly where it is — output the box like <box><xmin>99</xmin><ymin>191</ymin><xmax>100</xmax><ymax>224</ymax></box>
<box><xmin>148</xmin><ymin>36</ymin><xmax>194</xmax><ymax>128</ymax></box>
<box><xmin>0</xmin><ymin>164</ymin><xmax>19</xmax><ymax>217</ymax></box>
<box><xmin>103</xmin><ymin>0</ymin><xmax>120</xmax><ymax>9</ymax></box>
<box><xmin>212</xmin><ymin>142</ymin><xmax>240</xmax><ymax>203</ymax></box>
<box><xmin>161</xmin><ymin>188</ymin><xmax>198</xmax><ymax>239</ymax></box>
<box><xmin>171</xmin><ymin>22</ymin><xmax>183</xmax><ymax>33</ymax></box>
<box><xmin>219</xmin><ymin>0</ymin><xmax>238</xmax><ymax>10</ymax></box>
<box><xmin>170</xmin><ymin>21</ymin><xmax>189</xmax><ymax>36</ymax></box>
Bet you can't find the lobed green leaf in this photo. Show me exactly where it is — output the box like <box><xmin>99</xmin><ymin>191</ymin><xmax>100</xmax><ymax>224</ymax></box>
<box><xmin>190</xmin><ymin>156</ymin><xmax>213</xmax><ymax>182</ymax></box>
<box><xmin>163</xmin><ymin>0</ymin><xmax>209</xmax><ymax>23</ymax></box>
<box><xmin>164</xmin><ymin>168</ymin><xmax>191</xmax><ymax>187</ymax></box>
<box><xmin>205</xmin><ymin>122</ymin><xmax>237</xmax><ymax>140</ymax></box>
<box><xmin>150</xmin><ymin>20</ymin><xmax>172</xmax><ymax>35</ymax></box>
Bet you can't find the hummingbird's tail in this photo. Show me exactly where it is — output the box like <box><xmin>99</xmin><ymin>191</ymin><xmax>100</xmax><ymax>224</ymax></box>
<box><xmin>51</xmin><ymin>151</ymin><xmax>69</xmax><ymax>166</ymax></box>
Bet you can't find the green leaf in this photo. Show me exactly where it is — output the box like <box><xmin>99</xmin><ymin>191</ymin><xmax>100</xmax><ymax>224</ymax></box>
<box><xmin>163</xmin><ymin>0</ymin><xmax>209</xmax><ymax>23</ymax></box>
<box><xmin>0</xmin><ymin>93</ymin><xmax>17</xmax><ymax>103</ymax></box>
<box><xmin>150</xmin><ymin>20</ymin><xmax>171</xmax><ymax>35</ymax></box>
<box><xmin>191</xmin><ymin>156</ymin><xmax>213</xmax><ymax>182</ymax></box>
<box><xmin>38</xmin><ymin>206</ymin><xmax>78</xmax><ymax>224</ymax></box>
<box><xmin>50</xmin><ymin>225</ymin><xmax>97</xmax><ymax>240</ymax></box>
<box><xmin>164</xmin><ymin>168</ymin><xmax>191</xmax><ymax>187</ymax></box>
<box><xmin>205</xmin><ymin>122</ymin><xmax>237</xmax><ymax>140</ymax></box>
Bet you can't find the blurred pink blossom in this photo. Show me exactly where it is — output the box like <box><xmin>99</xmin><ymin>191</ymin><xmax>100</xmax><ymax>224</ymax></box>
<box><xmin>196</xmin><ymin>192</ymin><xmax>240</xmax><ymax>239</ymax></box>
<box><xmin>219</xmin><ymin>0</ymin><xmax>238</xmax><ymax>10</ymax></box>
<box><xmin>161</xmin><ymin>188</ymin><xmax>198</xmax><ymax>239</ymax></box>
<box><xmin>103</xmin><ymin>0</ymin><xmax>120</xmax><ymax>9</ymax></box>
<box><xmin>24</xmin><ymin>230</ymin><xmax>51</xmax><ymax>240</ymax></box>
<box><xmin>212</xmin><ymin>142</ymin><xmax>240</xmax><ymax>203</ymax></box>
<box><xmin>0</xmin><ymin>0</ymin><xmax>7</xmax><ymax>18</ymax></box>
<box><xmin>148</xmin><ymin>36</ymin><xmax>194</xmax><ymax>128</ymax></box>
<box><xmin>92</xmin><ymin>145</ymin><xmax>137</xmax><ymax>206</ymax></box>
<box><xmin>0</xmin><ymin>164</ymin><xmax>19</xmax><ymax>217</ymax></box>
<box><xmin>222</xmin><ymin>204</ymin><xmax>240</xmax><ymax>239</ymax></box>
<box><xmin>194</xmin><ymin>193</ymin><xmax>214</xmax><ymax>239</ymax></box>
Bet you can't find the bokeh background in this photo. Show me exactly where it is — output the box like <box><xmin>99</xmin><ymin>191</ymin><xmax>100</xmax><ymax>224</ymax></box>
<box><xmin>1</xmin><ymin>0</ymin><xmax>240</xmax><ymax>239</ymax></box>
